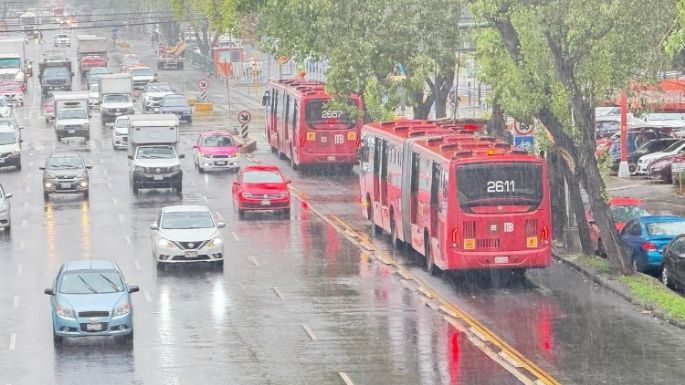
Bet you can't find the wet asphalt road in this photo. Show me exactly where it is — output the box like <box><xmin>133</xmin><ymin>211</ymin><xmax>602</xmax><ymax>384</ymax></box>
<box><xmin>0</xmin><ymin>31</ymin><xmax>524</xmax><ymax>385</ymax></box>
<box><xmin>3</xmin><ymin>29</ymin><xmax>685</xmax><ymax>385</ymax></box>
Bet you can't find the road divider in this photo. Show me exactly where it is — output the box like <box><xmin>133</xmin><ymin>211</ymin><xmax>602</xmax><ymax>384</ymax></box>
<box><xmin>194</xmin><ymin>102</ymin><xmax>214</xmax><ymax>112</ymax></box>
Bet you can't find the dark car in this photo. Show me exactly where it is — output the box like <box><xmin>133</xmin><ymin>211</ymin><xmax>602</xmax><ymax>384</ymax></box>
<box><xmin>661</xmin><ymin>234</ymin><xmax>685</xmax><ymax>291</ymax></box>
<box><xmin>611</xmin><ymin>138</ymin><xmax>680</xmax><ymax>172</ymax></box>
<box><xmin>646</xmin><ymin>153</ymin><xmax>682</xmax><ymax>183</ymax></box>
<box><xmin>40</xmin><ymin>152</ymin><xmax>92</xmax><ymax>200</ymax></box>
<box><xmin>160</xmin><ymin>94</ymin><xmax>192</xmax><ymax>123</ymax></box>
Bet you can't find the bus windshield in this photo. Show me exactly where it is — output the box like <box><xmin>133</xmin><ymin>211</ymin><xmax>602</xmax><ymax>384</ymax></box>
<box><xmin>456</xmin><ymin>162</ymin><xmax>543</xmax><ymax>209</ymax></box>
<box><xmin>305</xmin><ymin>99</ymin><xmax>357</xmax><ymax>129</ymax></box>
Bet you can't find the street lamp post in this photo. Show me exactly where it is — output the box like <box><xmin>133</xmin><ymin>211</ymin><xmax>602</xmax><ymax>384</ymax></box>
<box><xmin>617</xmin><ymin>91</ymin><xmax>630</xmax><ymax>178</ymax></box>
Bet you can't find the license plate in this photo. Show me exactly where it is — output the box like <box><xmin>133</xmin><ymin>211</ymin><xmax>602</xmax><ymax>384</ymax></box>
<box><xmin>215</xmin><ymin>161</ymin><xmax>227</xmax><ymax>166</ymax></box>
<box><xmin>68</xmin><ymin>129</ymin><xmax>75</xmax><ymax>134</ymax></box>
<box><xmin>261</xmin><ymin>200</ymin><xmax>271</xmax><ymax>206</ymax></box>
<box><xmin>185</xmin><ymin>251</ymin><xmax>198</xmax><ymax>258</ymax></box>
<box><xmin>60</xmin><ymin>183</ymin><xmax>71</xmax><ymax>189</ymax></box>
<box><xmin>86</xmin><ymin>323</ymin><xmax>102</xmax><ymax>332</ymax></box>
<box><xmin>494</xmin><ymin>256</ymin><xmax>509</xmax><ymax>264</ymax></box>
<box><xmin>327</xmin><ymin>156</ymin><xmax>336</xmax><ymax>161</ymax></box>
<box><xmin>153</xmin><ymin>175</ymin><xmax>164</xmax><ymax>181</ymax></box>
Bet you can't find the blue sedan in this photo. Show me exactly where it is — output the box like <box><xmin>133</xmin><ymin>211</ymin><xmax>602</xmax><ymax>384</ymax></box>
<box><xmin>621</xmin><ymin>215</ymin><xmax>685</xmax><ymax>273</ymax></box>
<box><xmin>44</xmin><ymin>260</ymin><xmax>139</xmax><ymax>344</ymax></box>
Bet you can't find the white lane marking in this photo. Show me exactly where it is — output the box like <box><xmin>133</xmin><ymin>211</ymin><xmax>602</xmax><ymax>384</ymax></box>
<box><xmin>272</xmin><ymin>287</ymin><xmax>284</xmax><ymax>300</ymax></box>
<box><xmin>16</xmin><ymin>265</ymin><xmax>22</xmax><ymax>276</ymax></box>
<box><xmin>125</xmin><ymin>236</ymin><xmax>132</xmax><ymax>246</ymax></box>
<box><xmin>172</xmin><ymin>377</ymin><xmax>181</xmax><ymax>385</ymax></box>
<box><xmin>249</xmin><ymin>256</ymin><xmax>260</xmax><ymax>267</ymax></box>
<box><xmin>20</xmin><ymin>219</ymin><xmax>26</xmax><ymax>228</ymax></box>
<box><xmin>134</xmin><ymin>260</ymin><xmax>141</xmax><ymax>270</ymax></box>
<box><xmin>19</xmin><ymin>241</ymin><xmax>24</xmax><ymax>251</ymax></box>
<box><xmin>214</xmin><ymin>211</ymin><xmax>223</xmax><ymax>220</ymax></box>
<box><xmin>118</xmin><ymin>214</ymin><xmax>125</xmax><ymax>224</ymax></box>
<box><xmin>202</xmin><ymin>195</ymin><xmax>208</xmax><ymax>202</ymax></box>
<box><xmin>107</xmin><ymin>182</ymin><xmax>113</xmax><ymax>189</ymax></box>
<box><xmin>143</xmin><ymin>291</ymin><xmax>152</xmax><ymax>304</ymax></box>
<box><xmin>302</xmin><ymin>324</ymin><xmax>318</xmax><ymax>341</ymax></box>
<box><xmin>231</xmin><ymin>232</ymin><xmax>240</xmax><ymax>241</ymax></box>
<box><xmin>12</xmin><ymin>296</ymin><xmax>18</xmax><ymax>309</ymax></box>
<box><xmin>112</xmin><ymin>197</ymin><xmax>118</xmax><ymax>205</ymax></box>
<box><xmin>338</xmin><ymin>372</ymin><xmax>354</xmax><ymax>385</ymax></box>
<box><xmin>8</xmin><ymin>333</ymin><xmax>16</xmax><ymax>351</ymax></box>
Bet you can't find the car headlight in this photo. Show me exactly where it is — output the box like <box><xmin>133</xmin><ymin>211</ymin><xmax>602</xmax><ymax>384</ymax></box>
<box><xmin>83</xmin><ymin>122</ymin><xmax>90</xmax><ymax>129</ymax></box>
<box><xmin>158</xmin><ymin>238</ymin><xmax>174</xmax><ymax>248</ymax></box>
<box><xmin>275</xmin><ymin>191</ymin><xmax>288</xmax><ymax>198</ymax></box>
<box><xmin>207</xmin><ymin>237</ymin><xmax>223</xmax><ymax>248</ymax></box>
<box><xmin>242</xmin><ymin>192</ymin><xmax>253</xmax><ymax>198</ymax></box>
<box><xmin>134</xmin><ymin>166</ymin><xmax>145</xmax><ymax>172</ymax></box>
<box><xmin>113</xmin><ymin>302</ymin><xmax>130</xmax><ymax>317</ymax></box>
<box><xmin>56</xmin><ymin>303</ymin><xmax>75</xmax><ymax>319</ymax></box>
<box><xmin>55</xmin><ymin>124</ymin><xmax>64</xmax><ymax>129</ymax></box>
<box><xmin>170</xmin><ymin>165</ymin><xmax>181</xmax><ymax>172</ymax></box>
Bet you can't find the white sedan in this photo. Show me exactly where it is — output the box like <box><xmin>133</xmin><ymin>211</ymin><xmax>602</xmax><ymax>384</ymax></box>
<box><xmin>150</xmin><ymin>205</ymin><xmax>225</xmax><ymax>268</ymax></box>
<box><xmin>0</xmin><ymin>183</ymin><xmax>11</xmax><ymax>232</ymax></box>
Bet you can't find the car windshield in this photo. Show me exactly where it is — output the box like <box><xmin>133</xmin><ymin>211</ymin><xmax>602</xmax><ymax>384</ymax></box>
<box><xmin>56</xmin><ymin>34</ymin><xmax>68</xmax><ymax>39</ymax></box>
<box><xmin>0</xmin><ymin>131</ymin><xmax>17</xmax><ymax>145</ymax></box>
<box><xmin>57</xmin><ymin>109</ymin><xmax>87</xmax><ymax>119</ymax></box>
<box><xmin>161</xmin><ymin>211</ymin><xmax>215</xmax><ymax>229</ymax></box>
<box><xmin>83</xmin><ymin>56</ymin><xmax>103</xmax><ymax>61</ymax></box>
<box><xmin>44</xmin><ymin>67</ymin><xmax>69</xmax><ymax>77</ymax></box>
<box><xmin>114</xmin><ymin>118</ymin><xmax>128</xmax><ymax>128</ymax></box>
<box><xmin>243</xmin><ymin>170</ymin><xmax>283</xmax><ymax>183</ymax></box>
<box><xmin>146</xmin><ymin>84</ymin><xmax>171</xmax><ymax>92</ymax></box>
<box><xmin>103</xmin><ymin>94</ymin><xmax>131</xmax><ymax>103</ymax></box>
<box><xmin>47</xmin><ymin>155</ymin><xmax>83</xmax><ymax>169</ymax></box>
<box><xmin>136</xmin><ymin>147</ymin><xmax>174</xmax><ymax>159</ymax></box>
<box><xmin>611</xmin><ymin>205</ymin><xmax>650</xmax><ymax>223</ymax></box>
<box><xmin>663</xmin><ymin>140</ymin><xmax>685</xmax><ymax>152</ymax></box>
<box><xmin>59</xmin><ymin>271</ymin><xmax>124</xmax><ymax>294</ymax></box>
<box><xmin>202</xmin><ymin>135</ymin><xmax>233</xmax><ymax>147</ymax></box>
<box><xmin>46</xmin><ymin>54</ymin><xmax>67</xmax><ymax>62</ymax></box>
<box><xmin>646</xmin><ymin>221</ymin><xmax>685</xmax><ymax>236</ymax></box>
<box><xmin>130</xmin><ymin>68</ymin><xmax>153</xmax><ymax>76</ymax></box>
<box><xmin>89</xmin><ymin>68</ymin><xmax>109</xmax><ymax>76</ymax></box>
<box><xmin>0</xmin><ymin>58</ymin><xmax>20</xmax><ymax>68</ymax></box>
<box><xmin>163</xmin><ymin>97</ymin><xmax>187</xmax><ymax>107</ymax></box>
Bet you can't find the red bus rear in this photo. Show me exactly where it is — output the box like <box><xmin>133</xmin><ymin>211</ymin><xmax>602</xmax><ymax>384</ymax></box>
<box><xmin>263</xmin><ymin>79</ymin><xmax>363</xmax><ymax>170</ymax></box>
<box><xmin>359</xmin><ymin>120</ymin><xmax>551</xmax><ymax>273</ymax></box>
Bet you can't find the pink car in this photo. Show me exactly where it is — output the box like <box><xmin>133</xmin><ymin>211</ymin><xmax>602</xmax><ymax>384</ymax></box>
<box><xmin>0</xmin><ymin>81</ymin><xmax>24</xmax><ymax>106</ymax></box>
<box><xmin>192</xmin><ymin>131</ymin><xmax>242</xmax><ymax>172</ymax></box>
<box><xmin>43</xmin><ymin>99</ymin><xmax>55</xmax><ymax>123</ymax></box>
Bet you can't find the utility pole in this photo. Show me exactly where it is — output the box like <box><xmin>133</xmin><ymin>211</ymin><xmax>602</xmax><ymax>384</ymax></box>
<box><xmin>223</xmin><ymin>59</ymin><xmax>232</xmax><ymax>133</ymax></box>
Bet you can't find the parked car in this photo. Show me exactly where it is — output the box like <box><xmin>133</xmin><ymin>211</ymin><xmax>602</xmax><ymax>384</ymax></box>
<box><xmin>232</xmin><ymin>165</ymin><xmax>291</xmax><ymax>219</ymax></box>
<box><xmin>150</xmin><ymin>205</ymin><xmax>225</xmax><ymax>268</ymax></box>
<box><xmin>621</xmin><ymin>216</ymin><xmax>685</xmax><ymax>273</ymax></box>
<box><xmin>0</xmin><ymin>183</ymin><xmax>11</xmax><ymax>232</ymax></box>
<box><xmin>159</xmin><ymin>94</ymin><xmax>192</xmax><ymax>122</ymax></box>
<box><xmin>44</xmin><ymin>260</ymin><xmax>139</xmax><ymax>344</ymax></box>
<box><xmin>587</xmin><ymin>197</ymin><xmax>650</xmax><ymax>256</ymax></box>
<box><xmin>192</xmin><ymin>131</ymin><xmax>241</xmax><ymax>172</ymax></box>
<box><xmin>612</xmin><ymin>138</ymin><xmax>681</xmax><ymax>172</ymax></box>
<box><xmin>646</xmin><ymin>154</ymin><xmax>680</xmax><ymax>183</ymax></box>
<box><xmin>40</xmin><ymin>152</ymin><xmax>91</xmax><ymax>200</ymax></box>
<box><xmin>636</xmin><ymin>139</ymin><xmax>685</xmax><ymax>174</ymax></box>
<box><xmin>112</xmin><ymin>115</ymin><xmax>129</xmax><ymax>150</ymax></box>
<box><xmin>661</xmin><ymin>234</ymin><xmax>685</xmax><ymax>290</ymax></box>
<box><xmin>0</xmin><ymin>126</ymin><xmax>21</xmax><ymax>170</ymax></box>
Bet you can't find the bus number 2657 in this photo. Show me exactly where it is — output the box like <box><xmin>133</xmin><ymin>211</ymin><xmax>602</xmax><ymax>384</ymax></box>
<box><xmin>486</xmin><ymin>180</ymin><xmax>515</xmax><ymax>193</ymax></box>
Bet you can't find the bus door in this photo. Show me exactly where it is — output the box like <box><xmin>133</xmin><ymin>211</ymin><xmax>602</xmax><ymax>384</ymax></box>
<box><xmin>410</xmin><ymin>151</ymin><xmax>421</xmax><ymax>248</ymax></box>
<box><xmin>281</xmin><ymin>93</ymin><xmax>289</xmax><ymax>152</ymax></box>
<box><xmin>429</xmin><ymin>162</ymin><xmax>444</xmax><ymax>265</ymax></box>
<box><xmin>372</xmin><ymin>137</ymin><xmax>383</xmax><ymax>222</ymax></box>
<box><xmin>291</xmin><ymin>100</ymin><xmax>299</xmax><ymax>153</ymax></box>
<box><xmin>360</xmin><ymin>134</ymin><xmax>374</xmax><ymax>218</ymax></box>
<box><xmin>270</xmin><ymin>89</ymin><xmax>279</xmax><ymax>148</ymax></box>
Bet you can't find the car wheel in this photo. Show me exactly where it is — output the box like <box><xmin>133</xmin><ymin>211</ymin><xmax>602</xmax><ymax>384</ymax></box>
<box><xmin>15</xmin><ymin>160</ymin><xmax>21</xmax><ymax>171</ymax></box>
<box><xmin>214</xmin><ymin>260</ymin><xmax>224</xmax><ymax>269</ymax></box>
<box><xmin>131</xmin><ymin>181</ymin><xmax>139</xmax><ymax>193</ymax></box>
<box><xmin>83</xmin><ymin>189</ymin><xmax>89</xmax><ymax>199</ymax></box>
<box><xmin>53</xmin><ymin>329</ymin><xmax>62</xmax><ymax>344</ymax></box>
<box><xmin>390</xmin><ymin>218</ymin><xmax>401</xmax><ymax>250</ymax></box>
<box><xmin>238</xmin><ymin>209</ymin><xmax>245</xmax><ymax>219</ymax></box>
<box><xmin>425</xmin><ymin>233</ymin><xmax>438</xmax><ymax>276</ymax></box>
<box><xmin>43</xmin><ymin>191</ymin><xmax>49</xmax><ymax>201</ymax></box>
<box><xmin>282</xmin><ymin>208</ymin><xmax>290</xmax><ymax>218</ymax></box>
<box><xmin>632</xmin><ymin>255</ymin><xmax>643</xmax><ymax>273</ymax></box>
<box><xmin>175</xmin><ymin>182</ymin><xmax>183</xmax><ymax>194</ymax></box>
<box><xmin>662</xmin><ymin>265</ymin><xmax>672</xmax><ymax>288</ymax></box>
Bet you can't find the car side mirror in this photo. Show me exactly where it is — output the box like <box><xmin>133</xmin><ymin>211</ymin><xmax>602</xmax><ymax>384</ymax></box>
<box><xmin>86</xmin><ymin>165</ymin><xmax>92</xmax><ymax>169</ymax></box>
<box><xmin>588</xmin><ymin>219</ymin><xmax>596</xmax><ymax>226</ymax></box>
<box><xmin>127</xmin><ymin>155</ymin><xmax>133</xmax><ymax>160</ymax></box>
<box><xmin>44</xmin><ymin>288</ymin><xmax>54</xmax><ymax>295</ymax></box>
<box><xmin>285</xmin><ymin>179</ymin><xmax>292</xmax><ymax>184</ymax></box>
<box><xmin>19</xmin><ymin>125</ymin><xmax>24</xmax><ymax>129</ymax></box>
<box><xmin>217</xmin><ymin>222</ymin><xmax>226</xmax><ymax>228</ymax></box>
<box><xmin>19</xmin><ymin>139</ymin><xmax>23</xmax><ymax>143</ymax></box>
<box><xmin>128</xmin><ymin>285</ymin><xmax>140</xmax><ymax>293</ymax></box>
<box><xmin>178</xmin><ymin>154</ymin><xmax>185</xmax><ymax>159</ymax></box>
<box><xmin>5</xmin><ymin>193</ymin><xmax>12</xmax><ymax>199</ymax></box>
<box><xmin>149</xmin><ymin>224</ymin><xmax>159</xmax><ymax>230</ymax></box>
<box><xmin>192</xmin><ymin>145</ymin><xmax>199</xmax><ymax>149</ymax></box>
<box><xmin>70</xmin><ymin>72</ymin><xmax>74</xmax><ymax>77</ymax></box>
<box><xmin>39</xmin><ymin>166</ymin><xmax>45</xmax><ymax>170</ymax></box>
<box><xmin>238</xmin><ymin>144</ymin><xmax>243</xmax><ymax>148</ymax></box>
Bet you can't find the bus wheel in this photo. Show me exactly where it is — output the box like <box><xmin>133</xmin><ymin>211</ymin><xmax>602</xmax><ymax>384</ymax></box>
<box><xmin>425</xmin><ymin>233</ymin><xmax>438</xmax><ymax>275</ymax></box>
<box><xmin>290</xmin><ymin>149</ymin><xmax>298</xmax><ymax>170</ymax></box>
<box><xmin>390</xmin><ymin>218</ymin><xmax>401</xmax><ymax>250</ymax></box>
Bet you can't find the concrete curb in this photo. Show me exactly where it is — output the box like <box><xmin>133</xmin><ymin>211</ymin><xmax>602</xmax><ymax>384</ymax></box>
<box><xmin>235</xmin><ymin>136</ymin><xmax>257</xmax><ymax>154</ymax></box>
<box><xmin>554</xmin><ymin>249</ymin><xmax>685</xmax><ymax>329</ymax></box>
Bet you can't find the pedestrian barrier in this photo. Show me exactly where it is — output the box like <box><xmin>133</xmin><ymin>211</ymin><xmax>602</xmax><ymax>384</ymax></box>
<box><xmin>240</xmin><ymin>124</ymin><xmax>248</xmax><ymax>139</ymax></box>
<box><xmin>194</xmin><ymin>102</ymin><xmax>213</xmax><ymax>112</ymax></box>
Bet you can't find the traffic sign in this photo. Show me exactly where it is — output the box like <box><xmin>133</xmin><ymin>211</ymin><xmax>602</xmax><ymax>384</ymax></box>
<box><xmin>198</xmin><ymin>78</ymin><xmax>209</xmax><ymax>90</ymax></box>
<box><xmin>514</xmin><ymin>135</ymin><xmax>535</xmax><ymax>152</ymax></box>
<box><xmin>514</xmin><ymin>121</ymin><xmax>534</xmax><ymax>135</ymax></box>
<box><xmin>237</xmin><ymin>110</ymin><xmax>252</xmax><ymax>125</ymax></box>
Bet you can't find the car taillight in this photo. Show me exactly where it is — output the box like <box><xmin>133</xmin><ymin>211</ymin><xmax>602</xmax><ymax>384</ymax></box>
<box><xmin>540</xmin><ymin>226</ymin><xmax>549</xmax><ymax>241</ymax></box>
<box><xmin>641</xmin><ymin>242</ymin><xmax>657</xmax><ymax>251</ymax></box>
<box><xmin>451</xmin><ymin>227</ymin><xmax>459</xmax><ymax>243</ymax></box>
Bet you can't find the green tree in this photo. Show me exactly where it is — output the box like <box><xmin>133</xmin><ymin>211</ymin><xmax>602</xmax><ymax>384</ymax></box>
<box><xmin>170</xmin><ymin>0</ymin><xmax>239</xmax><ymax>55</ymax></box>
<box><xmin>471</xmin><ymin>0</ymin><xmax>675</xmax><ymax>274</ymax></box>
<box><xmin>251</xmin><ymin>0</ymin><xmax>464</xmax><ymax>120</ymax></box>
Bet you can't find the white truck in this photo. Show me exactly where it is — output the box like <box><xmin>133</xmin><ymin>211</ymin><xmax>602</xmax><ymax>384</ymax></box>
<box><xmin>0</xmin><ymin>37</ymin><xmax>31</xmax><ymax>87</ymax></box>
<box><xmin>127</xmin><ymin>115</ymin><xmax>184</xmax><ymax>193</ymax></box>
<box><xmin>98</xmin><ymin>74</ymin><xmax>134</xmax><ymax>125</ymax></box>
<box><xmin>52</xmin><ymin>91</ymin><xmax>90</xmax><ymax>141</ymax></box>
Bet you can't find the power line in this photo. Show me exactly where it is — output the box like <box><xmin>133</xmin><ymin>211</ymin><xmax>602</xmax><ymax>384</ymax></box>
<box><xmin>0</xmin><ymin>17</ymin><xmax>205</xmax><ymax>33</ymax></box>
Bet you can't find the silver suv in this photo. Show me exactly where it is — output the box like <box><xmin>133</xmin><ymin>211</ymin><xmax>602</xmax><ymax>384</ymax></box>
<box><xmin>141</xmin><ymin>82</ymin><xmax>174</xmax><ymax>113</ymax></box>
<box><xmin>0</xmin><ymin>183</ymin><xmax>11</xmax><ymax>232</ymax></box>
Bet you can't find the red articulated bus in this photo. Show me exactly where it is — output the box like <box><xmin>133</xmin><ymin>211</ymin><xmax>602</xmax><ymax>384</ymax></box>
<box><xmin>359</xmin><ymin>119</ymin><xmax>551</xmax><ymax>274</ymax></box>
<box><xmin>262</xmin><ymin>79</ymin><xmax>363</xmax><ymax>171</ymax></box>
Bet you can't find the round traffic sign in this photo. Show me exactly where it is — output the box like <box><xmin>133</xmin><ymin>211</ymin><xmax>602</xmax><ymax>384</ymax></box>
<box><xmin>198</xmin><ymin>78</ymin><xmax>209</xmax><ymax>90</ymax></box>
<box><xmin>514</xmin><ymin>121</ymin><xmax>534</xmax><ymax>135</ymax></box>
<box><xmin>237</xmin><ymin>110</ymin><xmax>252</xmax><ymax>125</ymax></box>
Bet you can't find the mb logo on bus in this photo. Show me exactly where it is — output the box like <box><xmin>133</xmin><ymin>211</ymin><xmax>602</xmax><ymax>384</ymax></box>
<box><xmin>334</xmin><ymin>134</ymin><xmax>344</xmax><ymax>144</ymax></box>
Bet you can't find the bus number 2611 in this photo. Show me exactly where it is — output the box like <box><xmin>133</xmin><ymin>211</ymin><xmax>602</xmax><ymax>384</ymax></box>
<box><xmin>486</xmin><ymin>180</ymin><xmax>515</xmax><ymax>193</ymax></box>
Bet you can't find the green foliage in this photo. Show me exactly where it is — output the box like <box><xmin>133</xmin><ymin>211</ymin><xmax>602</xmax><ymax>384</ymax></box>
<box><xmin>170</xmin><ymin>0</ymin><xmax>238</xmax><ymax>33</ymax></box>
<box><xmin>619</xmin><ymin>274</ymin><xmax>685</xmax><ymax>324</ymax></box>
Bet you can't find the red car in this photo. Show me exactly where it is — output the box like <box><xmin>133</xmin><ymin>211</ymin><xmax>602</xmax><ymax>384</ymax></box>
<box><xmin>232</xmin><ymin>165</ymin><xmax>291</xmax><ymax>219</ymax></box>
<box><xmin>587</xmin><ymin>197</ymin><xmax>650</xmax><ymax>256</ymax></box>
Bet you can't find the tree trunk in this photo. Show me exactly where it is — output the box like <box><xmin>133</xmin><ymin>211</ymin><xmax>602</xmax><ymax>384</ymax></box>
<box><xmin>413</xmin><ymin>89</ymin><xmax>434</xmax><ymax>120</ymax></box>
<box><xmin>487</xmin><ymin>98</ymin><xmax>507</xmax><ymax>140</ymax></box>
<box><xmin>561</xmin><ymin>160</ymin><xmax>594</xmax><ymax>255</ymax></box>
<box><xmin>434</xmin><ymin>69</ymin><xmax>454</xmax><ymax>119</ymax></box>
<box><xmin>547</xmin><ymin>150</ymin><xmax>567</xmax><ymax>243</ymax></box>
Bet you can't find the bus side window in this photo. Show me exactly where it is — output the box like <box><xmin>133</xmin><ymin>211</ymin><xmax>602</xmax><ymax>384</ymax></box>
<box><xmin>430</xmin><ymin>163</ymin><xmax>441</xmax><ymax>206</ymax></box>
<box><xmin>273</xmin><ymin>89</ymin><xmax>279</xmax><ymax>118</ymax></box>
<box><xmin>284</xmin><ymin>94</ymin><xmax>290</xmax><ymax>137</ymax></box>
<box><xmin>262</xmin><ymin>91</ymin><xmax>270</xmax><ymax>107</ymax></box>
<box><xmin>441</xmin><ymin>170</ymin><xmax>448</xmax><ymax>199</ymax></box>
<box><xmin>292</xmin><ymin>101</ymin><xmax>298</xmax><ymax>132</ymax></box>
<box><xmin>360</xmin><ymin>135</ymin><xmax>370</xmax><ymax>164</ymax></box>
